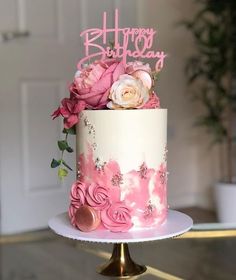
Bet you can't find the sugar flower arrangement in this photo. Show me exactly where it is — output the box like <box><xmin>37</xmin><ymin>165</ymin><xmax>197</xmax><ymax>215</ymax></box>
<box><xmin>51</xmin><ymin>58</ymin><xmax>162</xmax><ymax>179</ymax></box>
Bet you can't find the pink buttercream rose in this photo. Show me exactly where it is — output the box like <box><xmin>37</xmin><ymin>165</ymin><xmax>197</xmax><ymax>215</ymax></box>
<box><xmin>86</xmin><ymin>183</ymin><xmax>110</xmax><ymax>210</ymax></box>
<box><xmin>140</xmin><ymin>92</ymin><xmax>160</xmax><ymax>109</ymax></box>
<box><xmin>70</xmin><ymin>181</ymin><xmax>86</xmax><ymax>207</ymax></box>
<box><xmin>126</xmin><ymin>61</ymin><xmax>151</xmax><ymax>74</ymax></box>
<box><xmin>101</xmin><ymin>201</ymin><xmax>133</xmax><ymax>232</ymax></box>
<box><xmin>68</xmin><ymin>203</ymin><xmax>77</xmax><ymax>227</ymax></box>
<box><xmin>70</xmin><ymin>59</ymin><xmax>125</xmax><ymax>109</ymax></box>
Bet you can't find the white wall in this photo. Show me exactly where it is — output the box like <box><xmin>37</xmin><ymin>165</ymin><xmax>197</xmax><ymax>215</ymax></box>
<box><xmin>135</xmin><ymin>0</ymin><xmax>220</xmax><ymax>209</ymax></box>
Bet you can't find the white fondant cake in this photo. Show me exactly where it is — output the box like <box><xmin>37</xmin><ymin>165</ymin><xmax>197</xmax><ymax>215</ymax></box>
<box><xmin>77</xmin><ymin>109</ymin><xmax>167</xmax><ymax>173</ymax></box>
<box><xmin>72</xmin><ymin>109</ymin><xmax>168</xmax><ymax>231</ymax></box>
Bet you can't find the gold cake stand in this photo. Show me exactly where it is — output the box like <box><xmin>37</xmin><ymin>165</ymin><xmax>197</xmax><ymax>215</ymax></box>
<box><xmin>48</xmin><ymin>211</ymin><xmax>193</xmax><ymax>278</ymax></box>
<box><xmin>97</xmin><ymin>243</ymin><xmax>146</xmax><ymax>277</ymax></box>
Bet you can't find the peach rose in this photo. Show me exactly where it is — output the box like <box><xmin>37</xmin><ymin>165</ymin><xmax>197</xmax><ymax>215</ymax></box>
<box><xmin>107</xmin><ymin>74</ymin><xmax>150</xmax><ymax>109</ymax></box>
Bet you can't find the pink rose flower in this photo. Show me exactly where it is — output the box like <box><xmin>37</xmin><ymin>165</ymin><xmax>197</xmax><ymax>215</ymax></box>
<box><xmin>126</xmin><ymin>61</ymin><xmax>151</xmax><ymax>74</ymax></box>
<box><xmin>51</xmin><ymin>107</ymin><xmax>61</xmax><ymax>120</ymax></box>
<box><xmin>101</xmin><ymin>201</ymin><xmax>133</xmax><ymax>232</ymax></box>
<box><xmin>140</xmin><ymin>92</ymin><xmax>160</xmax><ymax>109</ymax></box>
<box><xmin>70</xmin><ymin>181</ymin><xmax>86</xmax><ymax>207</ymax></box>
<box><xmin>86</xmin><ymin>183</ymin><xmax>110</xmax><ymax>210</ymax></box>
<box><xmin>51</xmin><ymin>98</ymin><xmax>86</xmax><ymax>129</ymax></box>
<box><xmin>70</xmin><ymin>59</ymin><xmax>125</xmax><ymax>109</ymax></box>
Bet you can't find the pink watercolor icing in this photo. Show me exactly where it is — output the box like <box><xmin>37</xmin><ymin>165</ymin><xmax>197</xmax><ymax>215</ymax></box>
<box><xmin>69</xmin><ymin>144</ymin><xmax>167</xmax><ymax>232</ymax></box>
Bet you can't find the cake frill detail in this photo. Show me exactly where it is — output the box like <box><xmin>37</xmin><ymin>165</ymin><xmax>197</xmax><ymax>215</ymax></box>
<box><xmin>69</xmin><ymin>145</ymin><xmax>167</xmax><ymax>233</ymax></box>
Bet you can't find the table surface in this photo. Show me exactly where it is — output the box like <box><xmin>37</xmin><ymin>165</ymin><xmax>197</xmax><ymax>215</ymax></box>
<box><xmin>1</xmin><ymin>230</ymin><xmax>236</xmax><ymax>280</ymax></box>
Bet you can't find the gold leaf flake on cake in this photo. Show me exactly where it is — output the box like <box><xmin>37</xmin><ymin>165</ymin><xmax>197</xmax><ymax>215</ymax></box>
<box><xmin>83</xmin><ymin>115</ymin><xmax>97</xmax><ymax>150</ymax></box>
<box><xmin>138</xmin><ymin>162</ymin><xmax>148</xmax><ymax>179</ymax></box>
<box><xmin>94</xmin><ymin>157</ymin><xmax>106</xmax><ymax>172</ymax></box>
<box><xmin>111</xmin><ymin>172</ymin><xmax>123</xmax><ymax>186</ymax></box>
<box><xmin>159</xmin><ymin>170</ymin><xmax>168</xmax><ymax>185</ymax></box>
<box><xmin>77</xmin><ymin>161</ymin><xmax>82</xmax><ymax>179</ymax></box>
<box><xmin>144</xmin><ymin>201</ymin><xmax>156</xmax><ymax>219</ymax></box>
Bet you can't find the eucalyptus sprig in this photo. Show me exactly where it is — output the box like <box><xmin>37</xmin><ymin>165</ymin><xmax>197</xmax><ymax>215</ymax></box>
<box><xmin>50</xmin><ymin>126</ymin><xmax>76</xmax><ymax>180</ymax></box>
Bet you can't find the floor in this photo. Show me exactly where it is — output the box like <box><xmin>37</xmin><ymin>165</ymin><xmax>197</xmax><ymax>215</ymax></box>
<box><xmin>1</xmin><ymin>208</ymin><xmax>235</xmax><ymax>280</ymax></box>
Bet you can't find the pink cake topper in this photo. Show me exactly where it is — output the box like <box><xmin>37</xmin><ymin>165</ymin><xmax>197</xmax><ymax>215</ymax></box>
<box><xmin>78</xmin><ymin>9</ymin><xmax>167</xmax><ymax>71</ymax></box>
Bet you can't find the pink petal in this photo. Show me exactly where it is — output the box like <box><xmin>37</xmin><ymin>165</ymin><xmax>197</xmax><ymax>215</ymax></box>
<box><xmin>99</xmin><ymin>88</ymin><xmax>110</xmax><ymax>105</ymax></box>
<box><xmin>60</xmin><ymin>107</ymin><xmax>70</xmax><ymax>118</ymax></box>
<box><xmin>64</xmin><ymin>114</ymin><xmax>78</xmax><ymax>129</ymax></box>
<box><xmin>112</xmin><ymin>61</ymin><xmax>125</xmax><ymax>82</ymax></box>
<box><xmin>51</xmin><ymin>107</ymin><xmax>61</xmax><ymax>119</ymax></box>
<box><xmin>91</xmin><ymin>74</ymin><xmax>112</xmax><ymax>93</ymax></box>
<box><xmin>103</xmin><ymin>58</ymin><xmax>118</xmax><ymax>67</ymax></box>
<box><xmin>101</xmin><ymin>62</ymin><xmax>118</xmax><ymax>78</ymax></box>
<box><xmin>61</xmin><ymin>98</ymin><xmax>74</xmax><ymax>113</ymax></box>
<box><xmin>76</xmin><ymin>90</ymin><xmax>103</xmax><ymax>100</ymax></box>
<box><xmin>132</xmin><ymin>70</ymin><xmax>153</xmax><ymax>90</ymax></box>
<box><xmin>85</xmin><ymin>95</ymin><xmax>103</xmax><ymax>107</ymax></box>
<box><xmin>74</xmin><ymin>101</ymin><xmax>86</xmax><ymax>113</ymax></box>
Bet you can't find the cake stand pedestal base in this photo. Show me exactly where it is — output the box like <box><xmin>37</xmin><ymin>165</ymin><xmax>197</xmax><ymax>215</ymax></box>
<box><xmin>48</xmin><ymin>210</ymin><xmax>193</xmax><ymax>278</ymax></box>
<box><xmin>97</xmin><ymin>243</ymin><xmax>146</xmax><ymax>278</ymax></box>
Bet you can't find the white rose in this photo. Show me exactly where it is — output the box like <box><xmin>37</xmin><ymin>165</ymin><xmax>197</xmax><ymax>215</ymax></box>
<box><xmin>107</xmin><ymin>74</ymin><xmax>149</xmax><ymax>109</ymax></box>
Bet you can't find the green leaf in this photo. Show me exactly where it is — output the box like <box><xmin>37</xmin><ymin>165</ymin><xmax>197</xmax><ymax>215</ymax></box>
<box><xmin>58</xmin><ymin>140</ymin><xmax>69</xmax><ymax>151</ymax></box>
<box><xmin>63</xmin><ymin>126</ymin><xmax>76</xmax><ymax>135</ymax></box>
<box><xmin>51</xmin><ymin>158</ymin><xmax>60</xmax><ymax>168</ymax></box>
<box><xmin>62</xmin><ymin>160</ymin><xmax>73</xmax><ymax>171</ymax></box>
<box><xmin>66</xmin><ymin>146</ymin><xmax>74</xmax><ymax>153</ymax></box>
<box><xmin>58</xmin><ymin>168</ymin><xmax>68</xmax><ymax>179</ymax></box>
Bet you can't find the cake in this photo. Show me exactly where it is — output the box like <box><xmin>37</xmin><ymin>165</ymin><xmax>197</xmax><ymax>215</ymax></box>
<box><xmin>51</xmin><ymin>9</ymin><xmax>167</xmax><ymax>233</ymax></box>
<box><xmin>74</xmin><ymin>109</ymin><xmax>167</xmax><ymax>232</ymax></box>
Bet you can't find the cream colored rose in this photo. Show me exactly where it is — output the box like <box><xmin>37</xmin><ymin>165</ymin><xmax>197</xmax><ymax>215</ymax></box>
<box><xmin>107</xmin><ymin>74</ymin><xmax>149</xmax><ymax>109</ymax></box>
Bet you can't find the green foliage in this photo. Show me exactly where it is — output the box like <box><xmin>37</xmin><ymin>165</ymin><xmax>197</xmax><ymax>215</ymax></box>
<box><xmin>58</xmin><ymin>167</ymin><xmax>68</xmax><ymax>180</ymax></box>
<box><xmin>182</xmin><ymin>0</ymin><xmax>236</xmax><ymax>144</ymax></box>
<box><xmin>57</xmin><ymin>140</ymin><xmax>69</xmax><ymax>151</ymax></box>
<box><xmin>51</xmin><ymin>159</ymin><xmax>61</xmax><ymax>168</ymax></box>
<box><xmin>51</xmin><ymin>130</ymin><xmax>74</xmax><ymax>179</ymax></box>
<box><xmin>63</xmin><ymin>126</ymin><xmax>76</xmax><ymax>135</ymax></box>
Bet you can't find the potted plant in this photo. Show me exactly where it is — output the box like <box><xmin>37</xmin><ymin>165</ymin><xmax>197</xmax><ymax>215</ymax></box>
<box><xmin>182</xmin><ymin>0</ymin><xmax>236</xmax><ymax>222</ymax></box>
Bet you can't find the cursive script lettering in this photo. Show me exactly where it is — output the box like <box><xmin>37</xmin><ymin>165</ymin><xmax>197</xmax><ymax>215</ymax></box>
<box><xmin>78</xmin><ymin>9</ymin><xmax>167</xmax><ymax>71</ymax></box>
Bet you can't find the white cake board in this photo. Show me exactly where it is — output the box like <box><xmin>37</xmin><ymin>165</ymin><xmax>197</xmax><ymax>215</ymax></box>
<box><xmin>48</xmin><ymin>210</ymin><xmax>193</xmax><ymax>243</ymax></box>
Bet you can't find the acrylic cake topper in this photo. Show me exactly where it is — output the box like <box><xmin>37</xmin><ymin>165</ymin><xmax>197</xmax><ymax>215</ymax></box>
<box><xmin>78</xmin><ymin>9</ymin><xmax>167</xmax><ymax>71</ymax></box>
